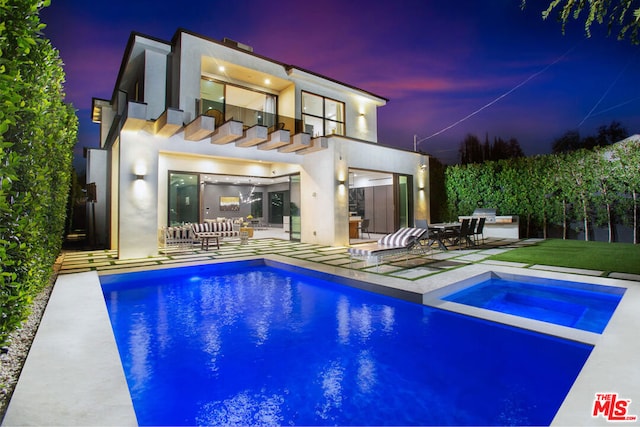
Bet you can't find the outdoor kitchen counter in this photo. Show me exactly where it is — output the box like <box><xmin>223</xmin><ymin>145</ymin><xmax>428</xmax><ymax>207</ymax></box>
<box><xmin>458</xmin><ymin>214</ymin><xmax>520</xmax><ymax>239</ymax></box>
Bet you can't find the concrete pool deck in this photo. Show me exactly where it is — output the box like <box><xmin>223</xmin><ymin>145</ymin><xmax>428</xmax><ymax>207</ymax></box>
<box><xmin>2</xmin><ymin>237</ymin><xmax>639</xmax><ymax>426</ymax></box>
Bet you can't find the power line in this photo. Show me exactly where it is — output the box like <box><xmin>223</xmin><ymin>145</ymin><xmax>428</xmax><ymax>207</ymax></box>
<box><xmin>589</xmin><ymin>96</ymin><xmax>640</xmax><ymax>118</ymax></box>
<box><xmin>414</xmin><ymin>44</ymin><xmax>578</xmax><ymax>151</ymax></box>
<box><xmin>578</xmin><ymin>50</ymin><xmax>639</xmax><ymax>127</ymax></box>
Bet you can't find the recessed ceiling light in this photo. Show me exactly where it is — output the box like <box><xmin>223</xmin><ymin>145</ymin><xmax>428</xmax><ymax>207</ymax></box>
<box><xmin>264</xmin><ymin>78</ymin><xmax>271</xmax><ymax>85</ymax></box>
<box><xmin>218</xmin><ymin>66</ymin><xmax>225</xmax><ymax>72</ymax></box>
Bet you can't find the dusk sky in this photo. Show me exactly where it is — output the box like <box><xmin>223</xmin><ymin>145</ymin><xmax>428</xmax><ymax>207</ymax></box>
<box><xmin>41</xmin><ymin>0</ymin><xmax>640</xmax><ymax>166</ymax></box>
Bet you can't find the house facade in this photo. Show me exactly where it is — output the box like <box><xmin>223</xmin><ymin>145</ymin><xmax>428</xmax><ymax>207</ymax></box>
<box><xmin>88</xmin><ymin>29</ymin><xmax>430</xmax><ymax>259</ymax></box>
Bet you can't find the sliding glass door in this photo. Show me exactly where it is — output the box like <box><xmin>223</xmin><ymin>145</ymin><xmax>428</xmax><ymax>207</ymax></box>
<box><xmin>348</xmin><ymin>169</ymin><xmax>413</xmax><ymax>241</ymax></box>
<box><xmin>396</xmin><ymin>174</ymin><xmax>412</xmax><ymax>229</ymax></box>
<box><xmin>290</xmin><ymin>174</ymin><xmax>301</xmax><ymax>241</ymax></box>
<box><xmin>168</xmin><ymin>172</ymin><xmax>199</xmax><ymax>225</ymax></box>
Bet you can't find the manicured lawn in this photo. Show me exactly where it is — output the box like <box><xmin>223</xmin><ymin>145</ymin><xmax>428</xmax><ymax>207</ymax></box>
<box><xmin>488</xmin><ymin>239</ymin><xmax>640</xmax><ymax>275</ymax></box>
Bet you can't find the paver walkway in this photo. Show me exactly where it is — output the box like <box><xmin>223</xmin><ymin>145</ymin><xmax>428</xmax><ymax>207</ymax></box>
<box><xmin>58</xmin><ymin>237</ymin><xmax>640</xmax><ymax>282</ymax></box>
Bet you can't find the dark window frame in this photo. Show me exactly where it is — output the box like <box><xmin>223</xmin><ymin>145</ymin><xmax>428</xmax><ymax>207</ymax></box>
<box><xmin>301</xmin><ymin>91</ymin><xmax>345</xmax><ymax>137</ymax></box>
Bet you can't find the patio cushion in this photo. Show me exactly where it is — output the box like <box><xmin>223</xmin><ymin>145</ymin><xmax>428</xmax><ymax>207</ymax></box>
<box><xmin>192</xmin><ymin>223</ymin><xmax>210</xmax><ymax>233</ymax></box>
<box><xmin>191</xmin><ymin>221</ymin><xmax>239</xmax><ymax>238</ymax></box>
<box><xmin>378</xmin><ymin>227</ymin><xmax>423</xmax><ymax>247</ymax></box>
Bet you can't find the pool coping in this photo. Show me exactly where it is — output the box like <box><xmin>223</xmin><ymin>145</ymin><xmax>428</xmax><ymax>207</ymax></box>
<box><xmin>1</xmin><ymin>271</ymin><xmax>138</xmax><ymax>426</ymax></box>
<box><xmin>3</xmin><ymin>254</ymin><xmax>639</xmax><ymax>426</ymax></box>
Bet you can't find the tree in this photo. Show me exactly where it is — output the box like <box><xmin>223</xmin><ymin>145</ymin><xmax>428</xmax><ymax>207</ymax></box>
<box><xmin>458</xmin><ymin>134</ymin><xmax>483</xmax><ymax>164</ymax></box>
<box><xmin>552</xmin><ymin>122</ymin><xmax>629</xmax><ymax>153</ymax></box>
<box><xmin>596</xmin><ymin>121</ymin><xmax>628</xmax><ymax>146</ymax></box>
<box><xmin>611</xmin><ymin>137</ymin><xmax>640</xmax><ymax>243</ymax></box>
<box><xmin>565</xmin><ymin>150</ymin><xmax>599</xmax><ymax>240</ymax></box>
<box><xmin>552</xmin><ymin>130</ymin><xmax>582</xmax><ymax>153</ymax></box>
<box><xmin>592</xmin><ymin>149</ymin><xmax>618</xmax><ymax>242</ymax></box>
<box><xmin>459</xmin><ymin>134</ymin><xmax>525</xmax><ymax>164</ymax></box>
<box><xmin>522</xmin><ymin>0</ymin><xmax>640</xmax><ymax>45</ymax></box>
<box><xmin>537</xmin><ymin>154</ymin><xmax>566</xmax><ymax>239</ymax></box>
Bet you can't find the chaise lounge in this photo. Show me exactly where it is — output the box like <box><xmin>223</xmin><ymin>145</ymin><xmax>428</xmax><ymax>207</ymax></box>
<box><xmin>348</xmin><ymin>227</ymin><xmax>428</xmax><ymax>269</ymax></box>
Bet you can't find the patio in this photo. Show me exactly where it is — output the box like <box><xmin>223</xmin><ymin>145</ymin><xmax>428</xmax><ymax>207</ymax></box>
<box><xmin>56</xmin><ymin>234</ymin><xmax>640</xmax><ymax>282</ymax></box>
<box><xmin>3</xmin><ymin>235</ymin><xmax>640</xmax><ymax>426</ymax></box>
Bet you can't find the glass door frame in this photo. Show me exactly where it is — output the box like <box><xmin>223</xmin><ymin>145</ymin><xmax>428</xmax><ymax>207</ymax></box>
<box><xmin>394</xmin><ymin>173</ymin><xmax>413</xmax><ymax>230</ymax></box>
<box><xmin>167</xmin><ymin>171</ymin><xmax>201</xmax><ymax>226</ymax></box>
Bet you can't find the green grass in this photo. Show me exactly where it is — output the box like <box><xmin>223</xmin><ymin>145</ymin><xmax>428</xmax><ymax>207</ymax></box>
<box><xmin>488</xmin><ymin>239</ymin><xmax>640</xmax><ymax>275</ymax></box>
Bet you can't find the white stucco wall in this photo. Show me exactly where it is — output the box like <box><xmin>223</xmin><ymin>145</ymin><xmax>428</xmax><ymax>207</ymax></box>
<box><xmin>144</xmin><ymin>49</ymin><xmax>168</xmax><ymax>120</ymax></box>
<box><xmin>300</xmin><ymin>137</ymin><xmax>427</xmax><ymax>247</ymax></box>
<box><xmin>117</xmin><ymin>132</ymin><xmax>159</xmax><ymax>259</ymax></box>
<box><xmin>103</xmin><ymin>31</ymin><xmax>426</xmax><ymax>258</ymax></box>
<box><xmin>299</xmin><ymin>147</ymin><xmax>338</xmax><ymax>245</ymax></box>
<box><xmin>174</xmin><ymin>32</ymin><xmax>384</xmax><ymax>141</ymax></box>
<box><xmin>114</xmin><ymin>127</ymin><xmax>426</xmax><ymax>258</ymax></box>
<box><xmin>176</xmin><ymin>33</ymin><xmax>293</xmax><ymax>123</ymax></box>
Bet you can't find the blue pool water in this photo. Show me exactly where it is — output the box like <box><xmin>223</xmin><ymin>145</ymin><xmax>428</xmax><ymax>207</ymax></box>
<box><xmin>442</xmin><ymin>277</ymin><xmax>624</xmax><ymax>333</ymax></box>
<box><xmin>101</xmin><ymin>261</ymin><xmax>593</xmax><ymax>426</ymax></box>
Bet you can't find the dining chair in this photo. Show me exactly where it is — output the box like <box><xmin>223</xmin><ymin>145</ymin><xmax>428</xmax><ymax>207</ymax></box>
<box><xmin>474</xmin><ymin>217</ymin><xmax>486</xmax><ymax>245</ymax></box>
<box><xmin>358</xmin><ymin>218</ymin><xmax>371</xmax><ymax>238</ymax></box>
<box><xmin>455</xmin><ymin>218</ymin><xmax>472</xmax><ymax>249</ymax></box>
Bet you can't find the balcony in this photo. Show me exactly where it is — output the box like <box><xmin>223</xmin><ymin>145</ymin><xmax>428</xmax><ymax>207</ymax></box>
<box><xmin>199</xmin><ymin>99</ymin><xmax>327</xmax><ymax>154</ymax></box>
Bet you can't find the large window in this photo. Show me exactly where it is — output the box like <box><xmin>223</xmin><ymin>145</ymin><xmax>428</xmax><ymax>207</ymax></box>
<box><xmin>302</xmin><ymin>92</ymin><xmax>345</xmax><ymax>137</ymax></box>
<box><xmin>168</xmin><ymin>172</ymin><xmax>199</xmax><ymax>225</ymax></box>
<box><xmin>200</xmin><ymin>78</ymin><xmax>277</xmax><ymax>128</ymax></box>
<box><xmin>250</xmin><ymin>192</ymin><xmax>263</xmax><ymax>218</ymax></box>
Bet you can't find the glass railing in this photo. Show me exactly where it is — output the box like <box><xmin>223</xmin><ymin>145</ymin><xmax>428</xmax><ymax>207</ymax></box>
<box><xmin>199</xmin><ymin>99</ymin><xmax>305</xmax><ymax>134</ymax></box>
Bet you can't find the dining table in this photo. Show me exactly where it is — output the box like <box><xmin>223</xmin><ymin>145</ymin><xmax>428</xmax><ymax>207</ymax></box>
<box><xmin>429</xmin><ymin>222</ymin><xmax>461</xmax><ymax>250</ymax></box>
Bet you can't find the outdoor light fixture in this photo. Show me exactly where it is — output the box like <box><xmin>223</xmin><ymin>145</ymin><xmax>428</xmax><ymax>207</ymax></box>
<box><xmin>133</xmin><ymin>161</ymin><xmax>147</xmax><ymax>180</ymax></box>
<box><xmin>338</xmin><ymin>179</ymin><xmax>346</xmax><ymax>186</ymax></box>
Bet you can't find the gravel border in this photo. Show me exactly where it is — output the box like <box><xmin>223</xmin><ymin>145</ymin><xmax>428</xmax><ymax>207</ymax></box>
<box><xmin>0</xmin><ymin>256</ymin><xmax>60</xmax><ymax>420</ymax></box>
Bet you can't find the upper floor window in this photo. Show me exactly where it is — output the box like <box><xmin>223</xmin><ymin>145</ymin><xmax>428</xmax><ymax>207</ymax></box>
<box><xmin>200</xmin><ymin>78</ymin><xmax>277</xmax><ymax>128</ymax></box>
<box><xmin>302</xmin><ymin>92</ymin><xmax>344</xmax><ymax>137</ymax></box>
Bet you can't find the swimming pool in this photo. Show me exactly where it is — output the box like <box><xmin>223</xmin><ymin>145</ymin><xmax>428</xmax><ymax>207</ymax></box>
<box><xmin>101</xmin><ymin>260</ymin><xmax>593</xmax><ymax>426</ymax></box>
<box><xmin>441</xmin><ymin>275</ymin><xmax>625</xmax><ymax>333</ymax></box>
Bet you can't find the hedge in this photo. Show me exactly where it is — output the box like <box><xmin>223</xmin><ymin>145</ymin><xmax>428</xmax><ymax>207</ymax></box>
<box><xmin>0</xmin><ymin>0</ymin><xmax>78</xmax><ymax>345</ymax></box>
<box><xmin>444</xmin><ymin>138</ymin><xmax>640</xmax><ymax>243</ymax></box>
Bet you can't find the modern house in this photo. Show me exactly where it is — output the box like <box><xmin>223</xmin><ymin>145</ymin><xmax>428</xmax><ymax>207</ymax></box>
<box><xmin>88</xmin><ymin>29</ymin><xmax>430</xmax><ymax>259</ymax></box>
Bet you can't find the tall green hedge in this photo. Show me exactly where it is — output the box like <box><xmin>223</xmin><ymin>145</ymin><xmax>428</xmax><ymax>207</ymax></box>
<box><xmin>444</xmin><ymin>139</ymin><xmax>640</xmax><ymax>242</ymax></box>
<box><xmin>0</xmin><ymin>0</ymin><xmax>78</xmax><ymax>345</ymax></box>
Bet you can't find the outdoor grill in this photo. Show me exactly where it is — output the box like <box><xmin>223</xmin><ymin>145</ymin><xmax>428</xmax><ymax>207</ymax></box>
<box><xmin>459</xmin><ymin>208</ymin><xmax>516</xmax><ymax>224</ymax></box>
<box><xmin>459</xmin><ymin>208</ymin><xmax>519</xmax><ymax>238</ymax></box>
<box><xmin>470</xmin><ymin>208</ymin><xmax>497</xmax><ymax>223</ymax></box>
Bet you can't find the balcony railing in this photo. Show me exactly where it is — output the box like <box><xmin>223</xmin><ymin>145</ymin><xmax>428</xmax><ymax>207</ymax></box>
<box><xmin>198</xmin><ymin>99</ymin><xmax>307</xmax><ymax>135</ymax></box>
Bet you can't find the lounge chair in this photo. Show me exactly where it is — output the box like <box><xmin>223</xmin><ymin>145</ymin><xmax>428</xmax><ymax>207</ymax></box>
<box><xmin>414</xmin><ymin>219</ymin><xmax>439</xmax><ymax>249</ymax></box>
<box><xmin>348</xmin><ymin>227</ymin><xmax>428</xmax><ymax>269</ymax></box>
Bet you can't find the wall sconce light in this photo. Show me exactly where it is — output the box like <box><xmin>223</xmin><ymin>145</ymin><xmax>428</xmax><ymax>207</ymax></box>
<box><xmin>338</xmin><ymin>179</ymin><xmax>346</xmax><ymax>186</ymax></box>
<box><xmin>418</xmin><ymin>186</ymin><xmax>425</xmax><ymax>191</ymax></box>
<box><xmin>133</xmin><ymin>161</ymin><xmax>147</xmax><ymax>180</ymax></box>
